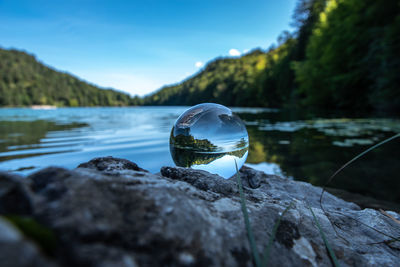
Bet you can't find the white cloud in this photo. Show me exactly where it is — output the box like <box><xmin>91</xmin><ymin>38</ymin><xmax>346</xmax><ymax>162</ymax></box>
<box><xmin>195</xmin><ymin>61</ymin><xmax>204</xmax><ymax>68</ymax></box>
<box><xmin>243</xmin><ymin>49</ymin><xmax>250</xmax><ymax>54</ymax></box>
<box><xmin>229</xmin><ymin>48</ymin><xmax>241</xmax><ymax>56</ymax></box>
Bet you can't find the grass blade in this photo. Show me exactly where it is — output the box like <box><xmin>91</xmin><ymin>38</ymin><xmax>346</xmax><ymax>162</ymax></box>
<box><xmin>261</xmin><ymin>202</ymin><xmax>294</xmax><ymax>267</ymax></box>
<box><xmin>319</xmin><ymin>133</ymin><xmax>400</xmax><ymax>243</ymax></box>
<box><xmin>235</xmin><ymin>160</ymin><xmax>261</xmax><ymax>267</ymax></box>
<box><xmin>320</xmin><ymin>133</ymin><xmax>400</xmax><ymax>206</ymax></box>
<box><xmin>309</xmin><ymin>206</ymin><xmax>341</xmax><ymax>267</ymax></box>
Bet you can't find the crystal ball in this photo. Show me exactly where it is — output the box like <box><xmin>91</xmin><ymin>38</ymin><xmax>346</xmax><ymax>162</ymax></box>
<box><xmin>170</xmin><ymin>103</ymin><xmax>249</xmax><ymax>178</ymax></box>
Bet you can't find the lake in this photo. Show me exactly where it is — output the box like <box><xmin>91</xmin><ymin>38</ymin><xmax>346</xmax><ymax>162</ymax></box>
<box><xmin>0</xmin><ymin>107</ymin><xmax>399</xmax><ymax>208</ymax></box>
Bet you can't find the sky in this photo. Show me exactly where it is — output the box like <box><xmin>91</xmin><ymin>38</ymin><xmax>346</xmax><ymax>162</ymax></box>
<box><xmin>0</xmin><ymin>0</ymin><xmax>297</xmax><ymax>96</ymax></box>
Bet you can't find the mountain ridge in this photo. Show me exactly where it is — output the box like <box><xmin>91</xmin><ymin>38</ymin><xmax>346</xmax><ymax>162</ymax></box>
<box><xmin>0</xmin><ymin>48</ymin><xmax>139</xmax><ymax>107</ymax></box>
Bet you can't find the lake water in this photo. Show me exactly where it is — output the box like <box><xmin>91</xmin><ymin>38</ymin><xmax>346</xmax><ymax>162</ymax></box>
<box><xmin>0</xmin><ymin>107</ymin><xmax>399</xmax><ymax>207</ymax></box>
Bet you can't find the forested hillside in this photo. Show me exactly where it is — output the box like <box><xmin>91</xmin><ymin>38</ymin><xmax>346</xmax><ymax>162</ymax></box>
<box><xmin>145</xmin><ymin>0</ymin><xmax>400</xmax><ymax>113</ymax></box>
<box><xmin>2</xmin><ymin>0</ymin><xmax>398</xmax><ymax>112</ymax></box>
<box><xmin>0</xmin><ymin>48</ymin><xmax>139</xmax><ymax>106</ymax></box>
<box><xmin>144</xmin><ymin>49</ymin><xmax>270</xmax><ymax>107</ymax></box>
<box><xmin>294</xmin><ymin>0</ymin><xmax>400</xmax><ymax>112</ymax></box>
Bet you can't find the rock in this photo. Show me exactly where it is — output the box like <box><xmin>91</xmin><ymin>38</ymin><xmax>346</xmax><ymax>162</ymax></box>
<box><xmin>0</xmin><ymin>172</ymin><xmax>32</xmax><ymax>215</ymax></box>
<box><xmin>0</xmin><ymin>157</ymin><xmax>399</xmax><ymax>266</ymax></box>
<box><xmin>326</xmin><ymin>187</ymin><xmax>400</xmax><ymax>213</ymax></box>
<box><xmin>0</xmin><ymin>217</ymin><xmax>56</xmax><ymax>267</ymax></box>
<box><xmin>77</xmin><ymin>156</ymin><xmax>148</xmax><ymax>174</ymax></box>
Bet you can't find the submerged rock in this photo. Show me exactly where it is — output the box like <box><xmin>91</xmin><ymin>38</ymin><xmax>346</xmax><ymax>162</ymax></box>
<box><xmin>0</xmin><ymin>157</ymin><xmax>398</xmax><ymax>266</ymax></box>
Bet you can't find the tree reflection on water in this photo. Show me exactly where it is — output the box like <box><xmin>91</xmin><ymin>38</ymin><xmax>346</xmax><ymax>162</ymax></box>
<box><xmin>242</xmin><ymin>116</ymin><xmax>400</xmax><ymax>207</ymax></box>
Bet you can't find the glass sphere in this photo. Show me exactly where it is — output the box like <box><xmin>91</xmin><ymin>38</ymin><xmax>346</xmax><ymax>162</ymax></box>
<box><xmin>170</xmin><ymin>103</ymin><xmax>249</xmax><ymax>178</ymax></box>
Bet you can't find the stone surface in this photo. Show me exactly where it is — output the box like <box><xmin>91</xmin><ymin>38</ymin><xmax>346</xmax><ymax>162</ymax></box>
<box><xmin>0</xmin><ymin>172</ymin><xmax>32</xmax><ymax>215</ymax></box>
<box><xmin>77</xmin><ymin>156</ymin><xmax>148</xmax><ymax>174</ymax></box>
<box><xmin>0</xmin><ymin>157</ymin><xmax>399</xmax><ymax>266</ymax></box>
<box><xmin>0</xmin><ymin>217</ymin><xmax>56</xmax><ymax>267</ymax></box>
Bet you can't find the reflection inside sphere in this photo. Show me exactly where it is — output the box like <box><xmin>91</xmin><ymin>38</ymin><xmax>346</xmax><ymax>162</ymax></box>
<box><xmin>170</xmin><ymin>103</ymin><xmax>249</xmax><ymax>178</ymax></box>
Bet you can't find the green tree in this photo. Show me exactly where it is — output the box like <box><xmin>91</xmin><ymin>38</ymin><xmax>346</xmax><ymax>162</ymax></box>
<box><xmin>0</xmin><ymin>48</ymin><xmax>137</xmax><ymax>107</ymax></box>
<box><xmin>294</xmin><ymin>0</ymin><xmax>400</xmax><ymax>112</ymax></box>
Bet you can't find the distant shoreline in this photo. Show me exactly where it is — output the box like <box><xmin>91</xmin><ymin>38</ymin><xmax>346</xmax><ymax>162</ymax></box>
<box><xmin>30</xmin><ymin>105</ymin><xmax>57</xmax><ymax>110</ymax></box>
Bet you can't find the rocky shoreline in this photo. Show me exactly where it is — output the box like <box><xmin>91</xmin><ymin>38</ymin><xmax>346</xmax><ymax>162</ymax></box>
<box><xmin>0</xmin><ymin>157</ymin><xmax>399</xmax><ymax>266</ymax></box>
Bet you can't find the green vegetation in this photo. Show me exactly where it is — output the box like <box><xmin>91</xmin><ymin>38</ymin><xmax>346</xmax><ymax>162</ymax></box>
<box><xmin>170</xmin><ymin>133</ymin><xmax>248</xmax><ymax>167</ymax></box>
<box><xmin>170</xmin><ymin>147</ymin><xmax>221</xmax><ymax>167</ymax></box>
<box><xmin>145</xmin><ymin>0</ymin><xmax>400</xmax><ymax>114</ymax></box>
<box><xmin>4</xmin><ymin>215</ymin><xmax>57</xmax><ymax>256</ymax></box>
<box><xmin>235</xmin><ymin>160</ymin><xmax>261</xmax><ymax>267</ymax></box>
<box><xmin>308</xmin><ymin>207</ymin><xmax>340</xmax><ymax>267</ymax></box>
<box><xmin>144</xmin><ymin>49</ymin><xmax>268</xmax><ymax>107</ymax></box>
<box><xmin>171</xmin><ymin>146</ymin><xmax>248</xmax><ymax>167</ymax></box>
<box><xmin>171</xmin><ymin>134</ymin><xmax>218</xmax><ymax>152</ymax></box>
<box><xmin>1</xmin><ymin>0</ymin><xmax>398</xmax><ymax>112</ymax></box>
<box><xmin>261</xmin><ymin>202</ymin><xmax>294</xmax><ymax>267</ymax></box>
<box><xmin>235</xmin><ymin>160</ymin><xmax>295</xmax><ymax>267</ymax></box>
<box><xmin>294</xmin><ymin>0</ymin><xmax>400</xmax><ymax>112</ymax></box>
<box><xmin>0</xmin><ymin>48</ymin><xmax>140</xmax><ymax>107</ymax></box>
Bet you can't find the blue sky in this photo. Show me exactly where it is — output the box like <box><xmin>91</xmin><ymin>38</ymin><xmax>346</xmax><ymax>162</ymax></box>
<box><xmin>0</xmin><ymin>0</ymin><xmax>297</xmax><ymax>96</ymax></box>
